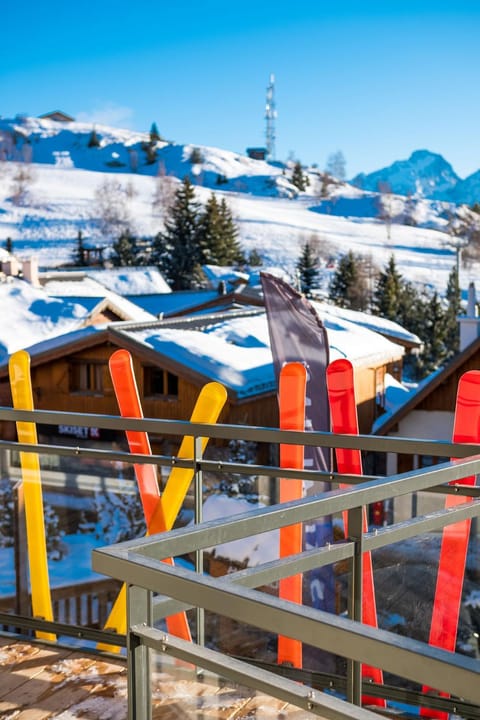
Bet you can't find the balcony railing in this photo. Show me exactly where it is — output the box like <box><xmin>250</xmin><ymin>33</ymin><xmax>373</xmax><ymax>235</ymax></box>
<box><xmin>0</xmin><ymin>405</ymin><xmax>479</xmax><ymax>719</ymax></box>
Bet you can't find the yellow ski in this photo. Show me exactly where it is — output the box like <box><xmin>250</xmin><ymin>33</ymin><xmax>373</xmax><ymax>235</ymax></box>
<box><xmin>9</xmin><ymin>350</ymin><xmax>55</xmax><ymax>641</ymax></box>
<box><xmin>99</xmin><ymin>376</ymin><xmax>227</xmax><ymax>651</ymax></box>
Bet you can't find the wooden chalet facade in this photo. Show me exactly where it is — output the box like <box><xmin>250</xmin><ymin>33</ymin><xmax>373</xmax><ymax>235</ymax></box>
<box><xmin>0</xmin><ymin>324</ymin><xmax>278</xmax><ymax>459</ymax></box>
<box><xmin>0</xmin><ymin>307</ymin><xmax>410</xmax><ymax>462</ymax></box>
<box><xmin>373</xmin><ymin>326</ymin><xmax>480</xmax><ymax>523</ymax></box>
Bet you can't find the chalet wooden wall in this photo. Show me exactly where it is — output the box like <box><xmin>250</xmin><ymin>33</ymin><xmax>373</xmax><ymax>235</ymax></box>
<box><xmin>0</xmin><ymin>342</ymin><xmax>279</xmax><ymax>450</ymax></box>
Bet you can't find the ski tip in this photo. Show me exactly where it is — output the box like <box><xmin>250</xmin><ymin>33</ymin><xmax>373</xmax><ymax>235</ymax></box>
<box><xmin>109</xmin><ymin>348</ymin><xmax>132</xmax><ymax>369</ymax></box>
<box><xmin>201</xmin><ymin>381</ymin><xmax>228</xmax><ymax>404</ymax></box>
<box><xmin>280</xmin><ymin>361</ymin><xmax>307</xmax><ymax>378</ymax></box>
<box><xmin>327</xmin><ymin>358</ymin><xmax>353</xmax><ymax>375</ymax></box>
<box><xmin>9</xmin><ymin>348</ymin><xmax>30</xmax><ymax>368</ymax></box>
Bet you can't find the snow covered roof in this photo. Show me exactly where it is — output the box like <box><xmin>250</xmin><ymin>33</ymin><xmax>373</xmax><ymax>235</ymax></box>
<box><xmin>0</xmin><ymin>298</ymin><xmax>407</xmax><ymax>402</ymax></box>
<box><xmin>40</xmin><ymin>273</ymin><xmax>157</xmax><ymax>323</ymax></box>
<box><xmin>118</xmin><ymin>315</ymin><xmax>276</xmax><ymax>398</ymax></box>
<box><xmin>312</xmin><ymin>301</ymin><xmax>421</xmax><ymax>350</ymax></box>
<box><xmin>85</xmin><ymin>266</ymin><xmax>171</xmax><ymax>295</ymax></box>
<box><xmin>0</xmin><ymin>278</ymin><xmax>87</xmax><ymax>363</ymax></box>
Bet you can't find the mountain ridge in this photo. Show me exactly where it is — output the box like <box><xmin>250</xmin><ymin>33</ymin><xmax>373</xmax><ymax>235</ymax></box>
<box><xmin>351</xmin><ymin>149</ymin><xmax>480</xmax><ymax>205</ymax></box>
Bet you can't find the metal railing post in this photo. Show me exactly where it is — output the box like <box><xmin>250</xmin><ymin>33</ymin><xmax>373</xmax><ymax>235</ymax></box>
<box><xmin>346</xmin><ymin>505</ymin><xmax>364</xmax><ymax>705</ymax></box>
<box><xmin>194</xmin><ymin>434</ymin><xmax>205</xmax><ymax>649</ymax></box>
<box><xmin>127</xmin><ymin>585</ymin><xmax>152</xmax><ymax>720</ymax></box>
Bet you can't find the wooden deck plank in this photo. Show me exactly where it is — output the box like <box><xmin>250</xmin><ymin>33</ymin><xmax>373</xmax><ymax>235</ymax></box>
<box><xmin>0</xmin><ymin>638</ymin><xmax>326</xmax><ymax>720</ymax></box>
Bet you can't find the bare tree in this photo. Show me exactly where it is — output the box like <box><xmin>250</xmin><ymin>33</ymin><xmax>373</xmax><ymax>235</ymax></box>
<box><xmin>152</xmin><ymin>162</ymin><xmax>177</xmax><ymax>218</ymax></box>
<box><xmin>325</xmin><ymin>150</ymin><xmax>347</xmax><ymax>181</ymax></box>
<box><xmin>376</xmin><ymin>181</ymin><xmax>394</xmax><ymax>240</ymax></box>
<box><xmin>10</xmin><ymin>163</ymin><xmax>35</xmax><ymax>206</ymax></box>
<box><xmin>93</xmin><ymin>179</ymin><xmax>134</xmax><ymax>240</ymax></box>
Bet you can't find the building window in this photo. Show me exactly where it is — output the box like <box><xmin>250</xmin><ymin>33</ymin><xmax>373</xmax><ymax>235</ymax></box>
<box><xmin>144</xmin><ymin>366</ymin><xmax>178</xmax><ymax>398</ymax></box>
<box><xmin>70</xmin><ymin>361</ymin><xmax>105</xmax><ymax>394</ymax></box>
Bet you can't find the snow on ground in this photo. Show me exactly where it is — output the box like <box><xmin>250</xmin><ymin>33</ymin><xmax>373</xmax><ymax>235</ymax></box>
<box><xmin>0</xmin><ymin>113</ymin><xmax>476</xmax><ymax>298</ymax></box>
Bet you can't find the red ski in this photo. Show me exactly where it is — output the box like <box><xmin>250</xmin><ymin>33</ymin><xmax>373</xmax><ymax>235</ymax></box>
<box><xmin>108</xmin><ymin>348</ymin><xmax>191</xmax><ymax>642</ymax></box>
<box><xmin>421</xmin><ymin>370</ymin><xmax>480</xmax><ymax>719</ymax></box>
<box><xmin>326</xmin><ymin>359</ymin><xmax>385</xmax><ymax>708</ymax></box>
<box><xmin>278</xmin><ymin>361</ymin><xmax>307</xmax><ymax>669</ymax></box>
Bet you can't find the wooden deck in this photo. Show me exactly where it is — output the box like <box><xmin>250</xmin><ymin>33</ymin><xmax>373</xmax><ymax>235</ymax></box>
<box><xmin>0</xmin><ymin>636</ymin><xmax>325</xmax><ymax>719</ymax></box>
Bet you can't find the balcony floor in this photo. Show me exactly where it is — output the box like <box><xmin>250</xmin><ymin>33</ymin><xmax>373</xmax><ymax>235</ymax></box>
<box><xmin>0</xmin><ymin>636</ymin><xmax>328</xmax><ymax>719</ymax></box>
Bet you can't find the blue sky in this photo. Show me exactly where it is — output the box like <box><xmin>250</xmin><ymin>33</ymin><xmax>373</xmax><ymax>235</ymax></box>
<box><xmin>2</xmin><ymin>1</ymin><xmax>480</xmax><ymax>179</ymax></box>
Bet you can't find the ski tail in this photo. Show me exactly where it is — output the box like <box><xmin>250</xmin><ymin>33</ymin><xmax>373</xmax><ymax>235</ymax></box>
<box><xmin>420</xmin><ymin>370</ymin><xmax>480</xmax><ymax>719</ymax></box>
<box><xmin>277</xmin><ymin>362</ymin><xmax>306</xmax><ymax>669</ymax></box>
<box><xmin>326</xmin><ymin>358</ymin><xmax>385</xmax><ymax>707</ymax></box>
<box><xmin>9</xmin><ymin>349</ymin><xmax>55</xmax><ymax>642</ymax></box>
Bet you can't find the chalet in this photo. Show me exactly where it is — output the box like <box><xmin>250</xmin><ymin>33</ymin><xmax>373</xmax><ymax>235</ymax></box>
<box><xmin>0</xmin><ymin>303</ymin><xmax>413</xmax><ymax>461</ymax></box>
<box><xmin>39</xmin><ymin>110</ymin><xmax>75</xmax><ymax>123</ymax></box>
<box><xmin>373</xmin><ymin>283</ymin><xmax>480</xmax><ymax>521</ymax></box>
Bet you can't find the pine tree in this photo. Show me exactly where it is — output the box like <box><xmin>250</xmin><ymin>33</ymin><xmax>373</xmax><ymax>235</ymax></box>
<box><xmin>87</xmin><ymin>128</ymin><xmax>100</xmax><ymax>148</ymax></box>
<box><xmin>189</xmin><ymin>147</ymin><xmax>204</xmax><ymax>164</ymax></box>
<box><xmin>111</xmin><ymin>233</ymin><xmax>138</xmax><ymax>266</ymax></box>
<box><xmin>151</xmin><ymin>177</ymin><xmax>201</xmax><ymax>289</ymax></box>
<box><xmin>372</xmin><ymin>255</ymin><xmax>403</xmax><ymax>321</ymax></box>
<box><xmin>73</xmin><ymin>230</ymin><xmax>86</xmax><ymax>266</ymax></box>
<box><xmin>444</xmin><ymin>265</ymin><xmax>462</xmax><ymax>358</ymax></box>
<box><xmin>421</xmin><ymin>291</ymin><xmax>448</xmax><ymax>374</ymax></box>
<box><xmin>247</xmin><ymin>248</ymin><xmax>263</xmax><ymax>267</ymax></box>
<box><xmin>4</xmin><ymin>237</ymin><xmax>13</xmax><ymax>254</ymax></box>
<box><xmin>329</xmin><ymin>251</ymin><xmax>369</xmax><ymax>310</ymax></box>
<box><xmin>150</xmin><ymin>122</ymin><xmax>161</xmax><ymax>143</ymax></box>
<box><xmin>291</xmin><ymin>161</ymin><xmax>307</xmax><ymax>191</ymax></box>
<box><xmin>197</xmin><ymin>194</ymin><xmax>244</xmax><ymax>267</ymax></box>
<box><xmin>296</xmin><ymin>241</ymin><xmax>320</xmax><ymax>297</ymax></box>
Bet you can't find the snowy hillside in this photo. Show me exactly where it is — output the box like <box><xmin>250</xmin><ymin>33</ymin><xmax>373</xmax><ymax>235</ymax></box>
<box><xmin>0</xmin><ymin>114</ymin><xmax>479</xmax><ymax>297</ymax></box>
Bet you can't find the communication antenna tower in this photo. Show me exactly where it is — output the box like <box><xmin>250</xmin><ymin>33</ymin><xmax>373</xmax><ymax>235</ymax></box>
<box><xmin>265</xmin><ymin>73</ymin><xmax>276</xmax><ymax>161</ymax></box>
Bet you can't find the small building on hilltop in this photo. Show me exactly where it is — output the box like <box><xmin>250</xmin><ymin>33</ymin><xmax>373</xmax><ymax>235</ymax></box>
<box><xmin>39</xmin><ymin>110</ymin><xmax>75</xmax><ymax>123</ymax></box>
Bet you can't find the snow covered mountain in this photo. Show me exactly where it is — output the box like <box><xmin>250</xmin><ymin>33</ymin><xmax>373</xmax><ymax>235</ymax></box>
<box><xmin>351</xmin><ymin>149</ymin><xmax>480</xmax><ymax>204</ymax></box>
<box><xmin>0</xmin><ymin>114</ymin><xmax>478</xmax><ymax>298</ymax></box>
<box><xmin>351</xmin><ymin>150</ymin><xmax>460</xmax><ymax>201</ymax></box>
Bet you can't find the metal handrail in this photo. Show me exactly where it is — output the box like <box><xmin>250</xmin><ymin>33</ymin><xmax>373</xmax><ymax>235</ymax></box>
<box><xmin>1</xmin><ymin>405</ymin><xmax>479</xmax><ymax>718</ymax></box>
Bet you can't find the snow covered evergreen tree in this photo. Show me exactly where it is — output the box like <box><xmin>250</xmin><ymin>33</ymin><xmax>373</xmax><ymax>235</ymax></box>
<box><xmin>197</xmin><ymin>194</ymin><xmax>244</xmax><ymax>267</ymax></box>
<box><xmin>149</xmin><ymin>122</ymin><xmax>161</xmax><ymax>143</ymax></box>
<box><xmin>420</xmin><ymin>291</ymin><xmax>448</xmax><ymax>375</ymax></box>
<box><xmin>444</xmin><ymin>265</ymin><xmax>462</xmax><ymax>357</ymax></box>
<box><xmin>372</xmin><ymin>255</ymin><xmax>403</xmax><ymax>321</ymax></box>
<box><xmin>291</xmin><ymin>161</ymin><xmax>307</xmax><ymax>191</ymax></box>
<box><xmin>111</xmin><ymin>233</ymin><xmax>139</xmax><ymax>266</ymax></box>
<box><xmin>296</xmin><ymin>241</ymin><xmax>320</xmax><ymax>297</ymax></box>
<box><xmin>87</xmin><ymin>128</ymin><xmax>100</xmax><ymax>148</ymax></box>
<box><xmin>151</xmin><ymin>177</ymin><xmax>202</xmax><ymax>289</ymax></box>
<box><xmin>328</xmin><ymin>250</ymin><xmax>370</xmax><ymax>310</ymax></box>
